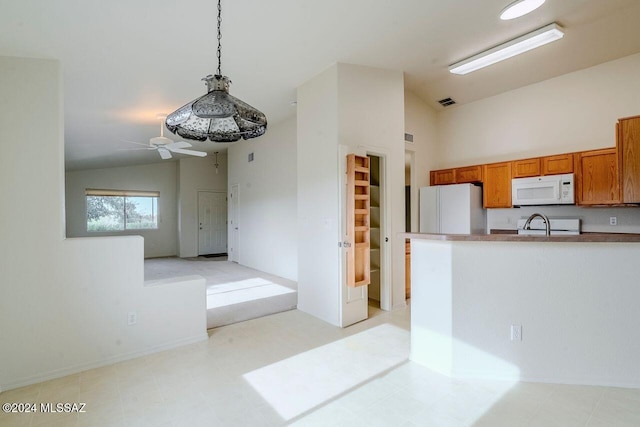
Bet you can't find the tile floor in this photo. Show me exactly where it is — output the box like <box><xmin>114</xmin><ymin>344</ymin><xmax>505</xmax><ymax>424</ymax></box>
<box><xmin>1</xmin><ymin>304</ymin><xmax>639</xmax><ymax>426</ymax></box>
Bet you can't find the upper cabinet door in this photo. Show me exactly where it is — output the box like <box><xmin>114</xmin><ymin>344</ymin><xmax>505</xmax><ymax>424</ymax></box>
<box><xmin>455</xmin><ymin>165</ymin><xmax>483</xmax><ymax>183</ymax></box>
<box><xmin>575</xmin><ymin>148</ymin><xmax>620</xmax><ymax>205</ymax></box>
<box><xmin>542</xmin><ymin>154</ymin><xmax>574</xmax><ymax>175</ymax></box>
<box><xmin>483</xmin><ymin>162</ymin><xmax>512</xmax><ymax>208</ymax></box>
<box><xmin>618</xmin><ymin>116</ymin><xmax>640</xmax><ymax>203</ymax></box>
<box><xmin>512</xmin><ymin>158</ymin><xmax>541</xmax><ymax>178</ymax></box>
<box><xmin>431</xmin><ymin>168</ymin><xmax>456</xmax><ymax>185</ymax></box>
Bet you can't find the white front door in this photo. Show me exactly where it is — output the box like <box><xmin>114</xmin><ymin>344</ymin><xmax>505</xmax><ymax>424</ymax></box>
<box><xmin>229</xmin><ymin>184</ymin><xmax>239</xmax><ymax>263</ymax></box>
<box><xmin>339</xmin><ymin>145</ymin><xmax>369</xmax><ymax>327</ymax></box>
<box><xmin>198</xmin><ymin>191</ymin><xmax>228</xmax><ymax>255</ymax></box>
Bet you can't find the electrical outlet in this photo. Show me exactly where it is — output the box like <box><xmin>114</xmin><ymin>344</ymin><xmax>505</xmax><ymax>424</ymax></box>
<box><xmin>128</xmin><ymin>311</ymin><xmax>137</xmax><ymax>325</ymax></box>
<box><xmin>610</xmin><ymin>217</ymin><xmax>617</xmax><ymax>226</ymax></box>
<box><xmin>510</xmin><ymin>325</ymin><xmax>522</xmax><ymax>341</ymax></box>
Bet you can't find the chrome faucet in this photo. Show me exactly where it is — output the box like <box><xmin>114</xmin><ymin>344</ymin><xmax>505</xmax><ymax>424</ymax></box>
<box><xmin>524</xmin><ymin>213</ymin><xmax>551</xmax><ymax>236</ymax></box>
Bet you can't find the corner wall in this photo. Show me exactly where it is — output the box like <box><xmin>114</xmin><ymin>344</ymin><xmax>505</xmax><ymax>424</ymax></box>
<box><xmin>227</xmin><ymin>117</ymin><xmax>297</xmax><ymax>281</ymax></box>
<box><xmin>297</xmin><ymin>63</ymin><xmax>406</xmax><ymax>326</ymax></box>
<box><xmin>65</xmin><ymin>162</ymin><xmax>178</xmax><ymax>258</ymax></box>
<box><xmin>0</xmin><ymin>56</ymin><xmax>206</xmax><ymax>392</ymax></box>
<box><xmin>297</xmin><ymin>65</ymin><xmax>341</xmax><ymax>324</ymax></box>
<box><xmin>437</xmin><ymin>52</ymin><xmax>640</xmax><ymax>167</ymax></box>
<box><xmin>404</xmin><ymin>91</ymin><xmax>438</xmax><ymax>232</ymax></box>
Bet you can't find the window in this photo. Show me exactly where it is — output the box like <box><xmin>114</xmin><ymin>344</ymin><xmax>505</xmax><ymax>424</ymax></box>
<box><xmin>86</xmin><ymin>189</ymin><xmax>159</xmax><ymax>232</ymax></box>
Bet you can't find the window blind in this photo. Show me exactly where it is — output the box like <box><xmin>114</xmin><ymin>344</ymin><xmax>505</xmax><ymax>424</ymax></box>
<box><xmin>85</xmin><ymin>189</ymin><xmax>160</xmax><ymax>197</ymax></box>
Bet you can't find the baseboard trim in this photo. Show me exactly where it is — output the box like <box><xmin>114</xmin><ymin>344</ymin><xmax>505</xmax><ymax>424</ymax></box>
<box><xmin>1</xmin><ymin>333</ymin><xmax>208</xmax><ymax>392</ymax></box>
<box><xmin>450</xmin><ymin>369</ymin><xmax>640</xmax><ymax>389</ymax></box>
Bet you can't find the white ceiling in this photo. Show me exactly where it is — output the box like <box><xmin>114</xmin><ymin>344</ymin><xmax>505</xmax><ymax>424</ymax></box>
<box><xmin>2</xmin><ymin>0</ymin><xmax>640</xmax><ymax>171</ymax></box>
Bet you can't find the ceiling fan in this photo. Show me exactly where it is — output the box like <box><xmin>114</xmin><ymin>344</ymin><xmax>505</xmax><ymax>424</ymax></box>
<box><xmin>120</xmin><ymin>115</ymin><xmax>207</xmax><ymax>160</ymax></box>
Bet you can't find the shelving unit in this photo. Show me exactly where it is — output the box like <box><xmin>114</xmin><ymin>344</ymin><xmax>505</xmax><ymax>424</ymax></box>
<box><xmin>346</xmin><ymin>154</ymin><xmax>371</xmax><ymax>287</ymax></box>
<box><xmin>369</xmin><ymin>156</ymin><xmax>381</xmax><ymax>301</ymax></box>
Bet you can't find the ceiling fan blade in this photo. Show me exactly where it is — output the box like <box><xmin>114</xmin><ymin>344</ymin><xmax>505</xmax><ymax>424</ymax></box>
<box><xmin>121</xmin><ymin>139</ymin><xmax>152</xmax><ymax>147</ymax></box>
<box><xmin>157</xmin><ymin>147</ymin><xmax>173</xmax><ymax>159</ymax></box>
<box><xmin>166</xmin><ymin>141</ymin><xmax>192</xmax><ymax>149</ymax></box>
<box><xmin>117</xmin><ymin>147</ymin><xmax>155</xmax><ymax>151</ymax></box>
<box><xmin>169</xmin><ymin>148</ymin><xmax>207</xmax><ymax>157</ymax></box>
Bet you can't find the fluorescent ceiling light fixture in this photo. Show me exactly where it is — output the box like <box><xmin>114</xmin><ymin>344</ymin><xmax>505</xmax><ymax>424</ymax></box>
<box><xmin>449</xmin><ymin>23</ymin><xmax>564</xmax><ymax>75</ymax></box>
<box><xmin>500</xmin><ymin>0</ymin><xmax>546</xmax><ymax>20</ymax></box>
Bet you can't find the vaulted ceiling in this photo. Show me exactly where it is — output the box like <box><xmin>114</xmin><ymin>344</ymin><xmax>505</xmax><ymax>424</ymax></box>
<box><xmin>2</xmin><ymin>0</ymin><xmax>640</xmax><ymax>170</ymax></box>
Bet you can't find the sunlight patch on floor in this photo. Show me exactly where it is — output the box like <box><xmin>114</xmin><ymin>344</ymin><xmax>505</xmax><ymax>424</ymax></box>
<box><xmin>243</xmin><ymin>323</ymin><xmax>409</xmax><ymax>421</ymax></box>
<box><xmin>411</xmin><ymin>326</ymin><xmax>519</xmax><ymax>425</ymax></box>
<box><xmin>206</xmin><ymin>278</ymin><xmax>295</xmax><ymax>309</ymax></box>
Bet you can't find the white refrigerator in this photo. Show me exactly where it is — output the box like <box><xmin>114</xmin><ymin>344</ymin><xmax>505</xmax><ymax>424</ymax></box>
<box><xmin>419</xmin><ymin>183</ymin><xmax>486</xmax><ymax>234</ymax></box>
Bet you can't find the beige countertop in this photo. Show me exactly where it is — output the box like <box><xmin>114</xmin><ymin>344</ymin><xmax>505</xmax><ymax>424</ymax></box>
<box><xmin>403</xmin><ymin>232</ymin><xmax>640</xmax><ymax>243</ymax></box>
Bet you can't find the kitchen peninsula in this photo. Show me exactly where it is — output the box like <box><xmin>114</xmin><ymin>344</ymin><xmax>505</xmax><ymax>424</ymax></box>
<box><xmin>406</xmin><ymin>232</ymin><xmax>640</xmax><ymax>388</ymax></box>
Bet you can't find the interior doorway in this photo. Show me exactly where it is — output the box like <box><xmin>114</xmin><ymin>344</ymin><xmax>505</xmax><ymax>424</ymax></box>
<box><xmin>198</xmin><ymin>191</ymin><xmax>228</xmax><ymax>256</ymax></box>
<box><xmin>367</xmin><ymin>154</ymin><xmax>384</xmax><ymax>311</ymax></box>
<box><xmin>404</xmin><ymin>150</ymin><xmax>415</xmax><ymax>300</ymax></box>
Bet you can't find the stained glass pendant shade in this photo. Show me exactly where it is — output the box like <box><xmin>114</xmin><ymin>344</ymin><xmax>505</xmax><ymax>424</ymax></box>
<box><xmin>165</xmin><ymin>1</ymin><xmax>267</xmax><ymax>142</ymax></box>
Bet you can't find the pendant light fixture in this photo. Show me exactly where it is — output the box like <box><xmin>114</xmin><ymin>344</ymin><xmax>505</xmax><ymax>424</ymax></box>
<box><xmin>214</xmin><ymin>151</ymin><xmax>219</xmax><ymax>174</ymax></box>
<box><xmin>165</xmin><ymin>0</ymin><xmax>267</xmax><ymax>142</ymax></box>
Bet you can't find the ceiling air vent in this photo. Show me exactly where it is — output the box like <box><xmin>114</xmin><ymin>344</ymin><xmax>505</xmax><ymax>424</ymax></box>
<box><xmin>438</xmin><ymin>97</ymin><xmax>456</xmax><ymax>107</ymax></box>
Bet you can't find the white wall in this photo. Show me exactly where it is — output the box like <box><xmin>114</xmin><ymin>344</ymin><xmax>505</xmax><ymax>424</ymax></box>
<box><xmin>487</xmin><ymin>205</ymin><xmax>640</xmax><ymax>234</ymax></box>
<box><xmin>411</xmin><ymin>239</ymin><xmax>640</xmax><ymax>388</ymax></box>
<box><xmin>404</xmin><ymin>91</ymin><xmax>438</xmax><ymax>232</ymax></box>
<box><xmin>177</xmin><ymin>155</ymin><xmax>227</xmax><ymax>258</ymax></box>
<box><xmin>437</xmin><ymin>52</ymin><xmax>640</xmax><ymax>167</ymax></box>
<box><xmin>297</xmin><ymin>65</ymin><xmax>341</xmax><ymax>325</ymax></box>
<box><xmin>227</xmin><ymin>117</ymin><xmax>297</xmax><ymax>281</ymax></box>
<box><xmin>65</xmin><ymin>162</ymin><xmax>178</xmax><ymax>258</ymax></box>
<box><xmin>297</xmin><ymin>63</ymin><xmax>406</xmax><ymax>326</ymax></box>
<box><xmin>0</xmin><ymin>56</ymin><xmax>207</xmax><ymax>391</ymax></box>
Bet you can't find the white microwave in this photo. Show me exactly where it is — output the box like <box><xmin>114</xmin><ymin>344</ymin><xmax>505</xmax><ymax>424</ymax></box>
<box><xmin>511</xmin><ymin>173</ymin><xmax>574</xmax><ymax>206</ymax></box>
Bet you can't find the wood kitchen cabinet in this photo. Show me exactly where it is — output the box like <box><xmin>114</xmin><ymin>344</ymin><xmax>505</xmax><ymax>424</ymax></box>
<box><xmin>429</xmin><ymin>165</ymin><xmax>482</xmax><ymax>185</ymax></box>
<box><xmin>542</xmin><ymin>153</ymin><xmax>574</xmax><ymax>175</ymax></box>
<box><xmin>430</xmin><ymin>169</ymin><xmax>456</xmax><ymax>185</ymax></box>
<box><xmin>617</xmin><ymin>116</ymin><xmax>640</xmax><ymax>203</ymax></box>
<box><xmin>575</xmin><ymin>148</ymin><xmax>620</xmax><ymax>205</ymax></box>
<box><xmin>483</xmin><ymin>162</ymin><xmax>512</xmax><ymax>208</ymax></box>
<box><xmin>454</xmin><ymin>165</ymin><xmax>483</xmax><ymax>183</ymax></box>
<box><xmin>512</xmin><ymin>158</ymin><xmax>541</xmax><ymax>178</ymax></box>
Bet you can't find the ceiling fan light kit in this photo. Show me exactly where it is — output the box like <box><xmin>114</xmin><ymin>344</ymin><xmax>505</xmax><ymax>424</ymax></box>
<box><xmin>449</xmin><ymin>23</ymin><xmax>564</xmax><ymax>75</ymax></box>
<box><xmin>165</xmin><ymin>0</ymin><xmax>267</xmax><ymax>143</ymax></box>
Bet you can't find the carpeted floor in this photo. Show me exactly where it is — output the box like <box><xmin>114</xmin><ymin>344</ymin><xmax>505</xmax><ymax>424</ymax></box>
<box><xmin>144</xmin><ymin>257</ymin><xmax>297</xmax><ymax>329</ymax></box>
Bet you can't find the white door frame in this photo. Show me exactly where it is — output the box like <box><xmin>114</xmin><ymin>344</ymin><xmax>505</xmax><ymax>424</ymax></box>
<box><xmin>364</xmin><ymin>147</ymin><xmax>392</xmax><ymax>312</ymax></box>
<box><xmin>197</xmin><ymin>190</ymin><xmax>228</xmax><ymax>255</ymax></box>
<box><xmin>229</xmin><ymin>184</ymin><xmax>239</xmax><ymax>263</ymax></box>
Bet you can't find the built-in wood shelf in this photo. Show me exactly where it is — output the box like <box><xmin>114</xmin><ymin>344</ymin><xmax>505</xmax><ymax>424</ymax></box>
<box><xmin>346</xmin><ymin>154</ymin><xmax>371</xmax><ymax>287</ymax></box>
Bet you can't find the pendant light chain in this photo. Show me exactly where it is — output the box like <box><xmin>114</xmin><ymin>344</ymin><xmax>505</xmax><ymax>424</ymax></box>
<box><xmin>216</xmin><ymin>0</ymin><xmax>222</xmax><ymax>76</ymax></box>
<box><xmin>164</xmin><ymin>0</ymin><xmax>267</xmax><ymax>142</ymax></box>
